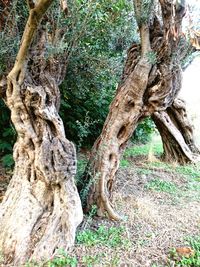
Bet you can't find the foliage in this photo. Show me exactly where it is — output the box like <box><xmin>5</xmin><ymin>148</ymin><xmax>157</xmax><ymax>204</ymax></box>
<box><xmin>146</xmin><ymin>51</ymin><xmax>157</xmax><ymax>64</ymax></box>
<box><xmin>0</xmin><ymin>0</ymin><xmax>154</xmax><ymax>155</ymax></box>
<box><xmin>47</xmin><ymin>250</ymin><xmax>78</xmax><ymax>267</ymax></box>
<box><xmin>0</xmin><ymin>100</ymin><xmax>15</xmax><ymax>168</ymax></box>
<box><xmin>59</xmin><ymin>0</ymin><xmax>138</xmax><ymax>147</ymax></box>
<box><xmin>120</xmin><ymin>159</ymin><xmax>130</xmax><ymax>168</ymax></box>
<box><xmin>145</xmin><ymin>178</ymin><xmax>178</xmax><ymax>194</ymax></box>
<box><xmin>133</xmin><ymin>117</ymin><xmax>156</xmax><ymax>144</ymax></box>
<box><xmin>0</xmin><ymin>0</ymin><xmax>28</xmax><ymax>75</ymax></box>
<box><xmin>76</xmin><ymin>225</ymin><xmax>130</xmax><ymax>248</ymax></box>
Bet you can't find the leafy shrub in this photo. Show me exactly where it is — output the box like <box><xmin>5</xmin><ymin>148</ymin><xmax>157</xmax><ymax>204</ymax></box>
<box><xmin>133</xmin><ymin>117</ymin><xmax>155</xmax><ymax>144</ymax></box>
<box><xmin>59</xmin><ymin>0</ymin><xmax>138</xmax><ymax>148</ymax></box>
<box><xmin>0</xmin><ymin>100</ymin><xmax>16</xmax><ymax>168</ymax></box>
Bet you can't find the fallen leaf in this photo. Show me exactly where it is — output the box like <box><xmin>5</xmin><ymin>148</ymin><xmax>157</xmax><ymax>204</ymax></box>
<box><xmin>175</xmin><ymin>247</ymin><xmax>195</xmax><ymax>258</ymax></box>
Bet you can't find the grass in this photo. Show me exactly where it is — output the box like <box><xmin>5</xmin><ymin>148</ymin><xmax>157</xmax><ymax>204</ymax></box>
<box><xmin>47</xmin><ymin>251</ymin><xmax>78</xmax><ymax>267</ymax></box>
<box><xmin>51</xmin><ymin>137</ymin><xmax>200</xmax><ymax>266</ymax></box>
<box><xmin>145</xmin><ymin>178</ymin><xmax>178</xmax><ymax>194</ymax></box>
<box><xmin>175</xmin><ymin>164</ymin><xmax>200</xmax><ymax>180</ymax></box>
<box><xmin>120</xmin><ymin>159</ymin><xmax>130</xmax><ymax>168</ymax></box>
<box><xmin>6</xmin><ymin>135</ymin><xmax>200</xmax><ymax>267</ymax></box>
<box><xmin>123</xmin><ymin>135</ymin><xmax>163</xmax><ymax>158</ymax></box>
<box><xmin>43</xmin><ymin>225</ymin><xmax>131</xmax><ymax>267</ymax></box>
<box><xmin>136</xmin><ymin>167</ymin><xmax>153</xmax><ymax>175</ymax></box>
<box><xmin>76</xmin><ymin>225</ymin><xmax>131</xmax><ymax>248</ymax></box>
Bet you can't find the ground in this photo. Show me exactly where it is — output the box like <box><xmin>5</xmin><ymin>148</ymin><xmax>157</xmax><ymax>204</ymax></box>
<box><xmin>0</xmin><ymin>136</ymin><xmax>200</xmax><ymax>266</ymax></box>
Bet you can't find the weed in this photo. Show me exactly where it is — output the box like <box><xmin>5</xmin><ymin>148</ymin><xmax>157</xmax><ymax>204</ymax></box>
<box><xmin>146</xmin><ymin>51</ymin><xmax>157</xmax><ymax>64</ymax></box>
<box><xmin>47</xmin><ymin>250</ymin><xmax>78</xmax><ymax>267</ymax></box>
<box><xmin>136</xmin><ymin>167</ymin><xmax>152</xmax><ymax>175</ymax></box>
<box><xmin>82</xmin><ymin>254</ymin><xmax>100</xmax><ymax>267</ymax></box>
<box><xmin>76</xmin><ymin>225</ymin><xmax>131</xmax><ymax>248</ymax></box>
<box><xmin>120</xmin><ymin>159</ymin><xmax>130</xmax><ymax>168</ymax></box>
<box><xmin>145</xmin><ymin>178</ymin><xmax>177</xmax><ymax>194</ymax></box>
<box><xmin>82</xmin><ymin>205</ymin><xmax>97</xmax><ymax>230</ymax></box>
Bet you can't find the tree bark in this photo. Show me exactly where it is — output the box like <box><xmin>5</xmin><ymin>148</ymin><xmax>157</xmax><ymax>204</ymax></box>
<box><xmin>152</xmin><ymin>98</ymin><xmax>200</xmax><ymax>164</ymax></box>
<box><xmin>0</xmin><ymin>1</ymin><xmax>83</xmax><ymax>265</ymax></box>
<box><xmin>80</xmin><ymin>0</ymin><xmax>194</xmax><ymax>218</ymax></box>
<box><xmin>79</xmin><ymin>3</ymin><xmax>153</xmax><ymax>220</ymax></box>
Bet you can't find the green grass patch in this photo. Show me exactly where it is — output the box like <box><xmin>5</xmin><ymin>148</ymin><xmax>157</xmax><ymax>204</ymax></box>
<box><xmin>136</xmin><ymin>167</ymin><xmax>153</xmax><ymax>175</ymax></box>
<box><xmin>120</xmin><ymin>159</ymin><xmax>131</xmax><ymax>168</ymax></box>
<box><xmin>175</xmin><ymin>164</ymin><xmax>200</xmax><ymax>180</ymax></box>
<box><xmin>145</xmin><ymin>178</ymin><xmax>178</xmax><ymax>194</ymax></box>
<box><xmin>76</xmin><ymin>225</ymin><xmax>131</xmax><ymax>248</ymax></box>
<box><xmin>124</xmin><ymin>139</ymin><xmax>163</xmax><ymax>158</ymax></box>
<box><xmin>47</xmin><ymin>252</ymin><xmax>78</xmax><ymax>267</ymax></box>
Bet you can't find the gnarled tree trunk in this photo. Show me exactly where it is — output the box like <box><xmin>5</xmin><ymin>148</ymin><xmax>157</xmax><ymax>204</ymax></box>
<box><xmin>80</xmin><ymin>1</ymin><xmax>153</xmax><ymax>220</ymax></box>
<box><xmin>152</xmin><ymin>98</ymin><xmax>200</xmax><ymax>164</ymax></box>
<box><xmin>80</xmin><ymin>0</ymin><xmax>198</xmax><ymax>219</ymax></box>
<box><xmin>0</xmin><ymin>1</ymin><xmax>83</xmax><ymax>265</ymax></box>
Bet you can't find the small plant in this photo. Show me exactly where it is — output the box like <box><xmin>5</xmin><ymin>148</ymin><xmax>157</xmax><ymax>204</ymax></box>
<box><xmin>47</xmin><ymin>250</ymin><xmax>78</xmax><ymax>267</ymax></box>
<box><xmin>120</xmin><ymin>159</ymin><xmax>130</xmax><ymax>168</ymax></box>
<box><xmin>145</xmin><ymin>178</ymin><xmax>177</xmax><ymax>194</ymax></box>
<box><xmin>146</xmin><ymin>51</ymin><xmax>157</xmax><ymax>64</ymax></box>
<box><xmin>76</xmin><ymin>225</ymin><xmax>131</xmax><ymax>248</ymax></box>
<box><xmin>76</xmin><ymin>113</ymin><xmax>99</xmax><ymax>149</ymax></box>
<box><xmin>110</xmin><ymin>255</ymin><xmax>120</xmax><ymax>266</ymax></box>
<box><xmin>82</xmin><ymin>254</ymin><xmax>100</xmax><ymax>267</ymax></box>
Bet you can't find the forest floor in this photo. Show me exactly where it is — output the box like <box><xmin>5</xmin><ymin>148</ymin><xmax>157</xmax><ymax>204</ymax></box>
<box><xmin>0</xmin><ymin>136</ymin><xmax>200</xmax><ymax>267</ymax></box>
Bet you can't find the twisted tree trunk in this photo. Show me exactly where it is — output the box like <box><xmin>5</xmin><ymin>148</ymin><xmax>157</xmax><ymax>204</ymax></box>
<box><xmin>0</xmin><ymin>1</ymin><xmax>82</xmax><ymax>265</ymax></box>
<box><xmin>80</xmin><ymin>2</ymin><xmax>153</xmax><ymax>220</ymax></box>
<box><xmin>80</xmin><ymin>0</ymin><xmax>198</xmax><ymax>219</ymax></box>
<box><xmin>152</xmin><ymin>98</ymin><xmax>200</xmax><ymax>164</ymax></box>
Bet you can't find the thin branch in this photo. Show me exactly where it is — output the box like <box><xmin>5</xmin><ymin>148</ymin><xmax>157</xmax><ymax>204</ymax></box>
<box><xmin>8</xmin><ymin>0</ymin><xmax>54</xmax><ymax>84</ymax></box>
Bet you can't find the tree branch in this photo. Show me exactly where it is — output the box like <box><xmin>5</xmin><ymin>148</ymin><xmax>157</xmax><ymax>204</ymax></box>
<box><xmin>8</xmin><ymin>0</ymin><xmax>54</xmax><ymax>84</ymax></box>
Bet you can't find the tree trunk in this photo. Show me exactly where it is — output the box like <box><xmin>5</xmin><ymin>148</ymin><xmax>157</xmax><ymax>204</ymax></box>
<box><xmin>80</xmin><ymin>0</ymin><xmax>193</xmax><ymax>218</ymax></box>
<box><xmin>152</xmin><ymin>98</ymin><xmax>200</xmax><ymax>164</ymax></box>
<box><xmin>80</xmin><ymin>3</ymin><xmax>153</xmax><ymax>220</ymax></box>
<box><xmin>0</xmin><ymin>1</ymin><xmax>83</xmax><ymax>265</ymax></box>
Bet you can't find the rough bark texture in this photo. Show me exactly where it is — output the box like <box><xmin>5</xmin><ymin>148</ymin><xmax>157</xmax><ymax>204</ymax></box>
<box><xmin>80</xmin><ymin>0</ymin><xmax>198</xmax><ymax>219</ymax></box>
<box><xmin>0</xmin><ymin>1</ymin><xmax>83</xmax><ymax>265</ymax></box>
<box><xmin>152</xmin><ymin>98</ymin><xmax>200</xmax><ymax>164</ymax></box>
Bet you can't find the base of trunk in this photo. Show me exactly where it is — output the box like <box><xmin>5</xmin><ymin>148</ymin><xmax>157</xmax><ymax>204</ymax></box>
<box><xmin>0</xmin><ymin>160</ymin><xmax>82</xmax><ymax>265</ymax></box>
